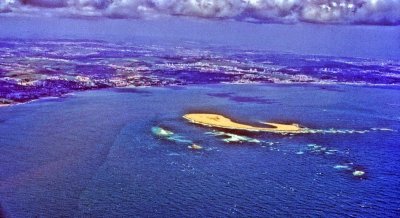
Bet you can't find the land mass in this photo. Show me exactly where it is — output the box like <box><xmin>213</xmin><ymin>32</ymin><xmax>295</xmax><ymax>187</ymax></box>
<box><xmin>1</xmin><ymin>39</ymin><xmax>399</xmax><ymax>106</ymax></box>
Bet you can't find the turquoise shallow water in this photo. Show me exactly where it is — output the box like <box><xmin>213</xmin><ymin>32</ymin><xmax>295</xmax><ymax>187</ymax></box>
<box><xmin>0</xmin><ymin>84</ymin><xmax>399</xmax><ymax>217</ymax></box>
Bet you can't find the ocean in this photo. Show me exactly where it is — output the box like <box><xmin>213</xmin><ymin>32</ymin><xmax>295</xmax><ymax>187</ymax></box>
<box><xmin>0</xmin><ymin>83</ymin><xmax>399</xmax><ymax>217</ymax></box>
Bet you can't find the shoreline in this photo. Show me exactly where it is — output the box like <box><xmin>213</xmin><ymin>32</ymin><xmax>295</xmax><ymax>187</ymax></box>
<box><xmin>1</xmin><ymin>82</ymin><xmax>399</xmax><ymax>109</ymax></box>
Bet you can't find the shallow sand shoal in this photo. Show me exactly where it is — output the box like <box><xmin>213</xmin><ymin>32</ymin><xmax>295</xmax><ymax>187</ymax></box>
<box><xmin>183</xmin><ymin>113</ymin><xmax>303</xmax><ymax>133</ymax></box>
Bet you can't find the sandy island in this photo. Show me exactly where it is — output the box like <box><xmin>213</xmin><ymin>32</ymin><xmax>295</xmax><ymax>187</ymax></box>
<box><xmin>183</xmin><ymin>113</ymin><xmax>304</xmax><ymax>133</ymax></box>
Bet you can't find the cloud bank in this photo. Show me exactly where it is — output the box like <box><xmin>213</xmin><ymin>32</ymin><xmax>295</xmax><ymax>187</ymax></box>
<box><xmin>1</xmin><ymin>0</ymin><xmax>400</xmax><ymax>25</ymax></box>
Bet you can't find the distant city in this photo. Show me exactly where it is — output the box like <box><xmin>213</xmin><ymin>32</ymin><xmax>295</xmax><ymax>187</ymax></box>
<box><xmin>1</xmin><ymin>38</ymin><xmax>399</xmax><ymax>106</ymax></box>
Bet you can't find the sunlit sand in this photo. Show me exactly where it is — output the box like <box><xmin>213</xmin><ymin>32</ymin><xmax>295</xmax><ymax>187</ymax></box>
<box><xmin>183</xmin><ymin>113</ymin><xmax>304</xmax><ymax>133</ymax></box>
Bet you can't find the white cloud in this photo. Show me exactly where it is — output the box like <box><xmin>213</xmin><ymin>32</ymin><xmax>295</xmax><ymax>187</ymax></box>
<box><xmin>0</xmin><ymin>0</ymin><xmax>399</xmax><ymax>25</ymax></box>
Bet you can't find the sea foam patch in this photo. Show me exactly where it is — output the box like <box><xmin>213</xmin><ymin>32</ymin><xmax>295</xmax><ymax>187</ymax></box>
<box><xmin>299</xmin><ymin>127</ymin><xmax>396</xmax><ymax>135</ymax></box>
<box><xmin>205</xmin><ymin>130</ymin><xmax>261</xmax><ymax>144</ymax></box>
<box><xmin>151</xmin><ymin>126</ymin><xmax>202</xmax><ymax>150</ymax></box>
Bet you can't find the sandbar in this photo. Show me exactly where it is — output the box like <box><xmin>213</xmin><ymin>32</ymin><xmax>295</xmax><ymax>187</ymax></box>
<box><xmin>183</xmin><ymin>113</ymin><xmax>303</xmax><ymax>133</ymax></box>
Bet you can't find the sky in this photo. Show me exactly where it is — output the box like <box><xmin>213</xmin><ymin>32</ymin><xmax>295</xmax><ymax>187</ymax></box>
<box><xmin>0</xmin><ymin>0</ymin><xmax>399</xmax><ymax>59</ymax></box>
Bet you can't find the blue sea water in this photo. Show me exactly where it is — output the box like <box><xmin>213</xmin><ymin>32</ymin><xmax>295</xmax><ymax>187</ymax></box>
<box><xmin>0</xmin><ymin>84</ymin><xmax>399</xmax><ymax>217</ymax></box>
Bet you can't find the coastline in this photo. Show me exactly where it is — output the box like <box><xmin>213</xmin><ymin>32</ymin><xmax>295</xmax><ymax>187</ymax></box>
<box><xmin>0</xmin><ymin>82</ymin><xmax>400</xmax><ymax>108</ymax></box>
<box><xmin>1</xmin><ymin>82</ymin><xmax>399</xmax><ymax>109</ymax></box>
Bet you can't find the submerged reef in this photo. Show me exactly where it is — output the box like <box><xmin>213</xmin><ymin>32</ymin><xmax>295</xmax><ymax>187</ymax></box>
<box><xmin>206</xmin><ymin>130</ymin><xmax>261</xmax><ymax>143</ymax></box>
<box><xmin>151</xmin><ymin>126</ymin><xmax>201</xmax><ymax>150</ymax></box>
<box><xmin>334</xmin><ymin>163</ymin><xmax>367</xmax><ymax>179</ymax></box>
<box><xmin>180</xmin><ymin>113</ymin><xmax>387</xmax><ymax>179</ymax></box>
<box><xmin>148</xmin><ymin>113</ymin><xmax>384</xmax><ymax>180</ymax></box>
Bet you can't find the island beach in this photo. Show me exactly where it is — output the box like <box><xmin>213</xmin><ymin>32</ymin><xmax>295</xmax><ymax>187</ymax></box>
<box><xmin>183</xmin><ymin>113</ymin><xmax>303</xmax><ymax>133</ymax></box>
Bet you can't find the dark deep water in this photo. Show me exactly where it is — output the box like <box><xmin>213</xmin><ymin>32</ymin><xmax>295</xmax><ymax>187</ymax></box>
<box><xmin>0</xmin><ymin>84</ymin><xmax>399</xmax><ymax>217</ymax></box>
